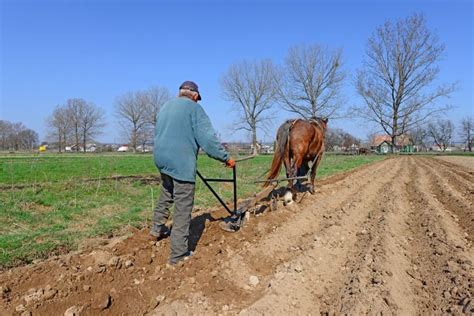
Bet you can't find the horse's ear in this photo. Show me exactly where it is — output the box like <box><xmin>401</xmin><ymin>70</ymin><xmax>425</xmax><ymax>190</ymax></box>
<box><xmin>322</xmin><ymin>117</ymin><xmax>328</xmax><ymax>123</ymax></box>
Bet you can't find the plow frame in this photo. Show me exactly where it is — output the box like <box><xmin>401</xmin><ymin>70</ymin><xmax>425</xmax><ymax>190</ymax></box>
<box><xmin>196</xmin><ymin>154</ymin><xmax>315</xmax><ymax>232</ymax></box>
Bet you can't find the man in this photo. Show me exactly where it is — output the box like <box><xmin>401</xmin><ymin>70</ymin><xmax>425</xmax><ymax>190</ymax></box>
<box><xmin>152</xmin><ymin>81</ymin><xmax>235</xmax><ymax>265</ymax></box>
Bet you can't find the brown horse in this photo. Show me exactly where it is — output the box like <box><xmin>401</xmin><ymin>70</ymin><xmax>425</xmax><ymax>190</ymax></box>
<box><xmin>265</xmin><ymin>117</ymin><xmax>328</xmax><ymax>194</ymax></box>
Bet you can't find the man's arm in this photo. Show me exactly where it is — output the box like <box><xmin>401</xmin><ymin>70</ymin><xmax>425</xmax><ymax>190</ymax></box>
<box><xmin>192</xmin><ymin>104</ymin><xmax>229</xmax><ymax>162</ymax></box>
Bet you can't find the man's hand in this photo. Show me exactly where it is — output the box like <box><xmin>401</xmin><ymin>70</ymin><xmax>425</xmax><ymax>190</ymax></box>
<box><xmin>225</xmin><ymin>158</ymin><xmax>236</xmax><ymax>168</ymax></box>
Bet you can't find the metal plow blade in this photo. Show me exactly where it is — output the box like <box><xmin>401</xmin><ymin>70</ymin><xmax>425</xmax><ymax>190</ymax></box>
<box><xmin>218</xmin><ymin>185</ymin><xmax>275</xmax><ymax>233</ymax></box>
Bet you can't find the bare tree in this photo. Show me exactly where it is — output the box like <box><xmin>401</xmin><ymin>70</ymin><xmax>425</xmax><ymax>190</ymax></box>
<box><xmin>143</xmin><ymin>86</ymin><xmax>171</xmax><ymax>127</ymax></box>
<box><xmin>138</xmin><ymin>86</ymin><xmax>171</xmax><ymax>151</ymax></box>
<box><xmin>341</xmin><ymin>131</ymin><xmax>360</xmax><ymax>149</ymax></box>
<box><xmin>325</xmin><ymin>128</ymin><xmax>343</xmax><ymax>151</ymax></box>
<box><xmin>353</xmin><ymin>14</ymin><xmax>455</xmax><ymax>152</ymax></box>
<box><xmin>65</xmin><ymin>98</ymin><xmax>105</xmax><ymax>152</ymax></box>
<box><xmin>460</xmin><ymin>116</ymin><xmax>473</xmax><ymax>152</ymax></box>
<box><xmin>366</xmin><ymin>131</ymin><xmax>378</xmax><ymax>147</ymax></box>
<box><xmin>9</xmin><ymin>122</ymin><xmax>26</xmax><ymax>151</ymax></box>
<box><xmin>428</xmin><ymin>119</ymin><xmax>453</xmax><ymax>151</ymax></box>
<box><xmin>66</xmin><ymin>98</ymin><xmax>87</xmax><ymax>152</ymax></box>
<box><xmin>221</xmin><ymin>59</ymin><xmax>278</xmax><ymax>154</ymax></box>
<box><xmin>18</xmin><ymin>129</ymin><xmax>38</xmax><ymax>150</ymax></box>
<box><xmin>46</xmin><ymin>105</ymin><xmax>71</xmax><ymax>152</ymax></box>
<box><xmin>79</xmin><ymin>102</ymin><xmax>105</xmax><ymax>152</ymax></box>
<box><xmin>325</xmin><ymin>128</ymin><xmax>359</xmax><ymax>151</ymax></box>
<box><xmin>115</xmin><ymin>91</ymin><xmax>148</xmax><ymax>152</ymax></box>
<box><xmin>277</xmin><ymin>44</ymin><xmax>345</xmax><ymax>119</ymax></box>
<box><xmin>0</xmin><ymin>120</ymin><xmax>13</xmax><ymax>150</ymax></box>
<box><xmin>409</xmin><ymin>126</ymin><xmax>429</xmax><ymax>151</ymax></box>
<box><xmin>0</xmin><ymin>120</ymin><xmax>38</xmax><ymax>151</ymax></box>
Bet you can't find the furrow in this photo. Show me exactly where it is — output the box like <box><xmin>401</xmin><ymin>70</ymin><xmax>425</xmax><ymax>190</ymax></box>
<box><xmin>238</xmin><ymin>158</ymin><xmax>403</xmax><ymax>314</ymax></box>
<box><xmin>418</xmin><ymin>157</ymin><xmax>473</xmax><ymax>241</ymax></box>
<box><xmin>403</xmin><ymin>157</ymin><xmax>473</xmax><ymax>314</ymax></box>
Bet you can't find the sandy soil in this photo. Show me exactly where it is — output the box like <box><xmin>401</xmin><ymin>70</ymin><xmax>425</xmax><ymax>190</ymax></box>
<box><xmin>1</xmin><ymin>156</ymin><xmax>472</xmax><ymax>315</ymax></box>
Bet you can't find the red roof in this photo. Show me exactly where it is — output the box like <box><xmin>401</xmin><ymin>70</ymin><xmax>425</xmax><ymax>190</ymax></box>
<box><xmin>371</xmin><ymin>134</ymin><xmax>412</xmax><ymax>147</ymax></box>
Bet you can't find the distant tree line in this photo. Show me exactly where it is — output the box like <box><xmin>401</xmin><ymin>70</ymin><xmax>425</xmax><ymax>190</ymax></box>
<box><xmin>0</xmin><ymin>120</ymin><xmax>38</xmax><ymax>151</ymax></box>
<box><xmin>46</xmin><ymin>98</ymin><xmax>105</xmax><ymax>152</ymax></box>
<box><xmin>325</xmin><ymin>128</ymin><xmax>360</xmax><ymax>151</ymax></box>
<box><xmin>401</xmin><ymin>116</ymin><xmax>473</xmax><ymax>152</ymax></box>
<box><xmin>43</xmin><ymin>86</ymin><xmax>170</xmax><ymax>153</ymax></box>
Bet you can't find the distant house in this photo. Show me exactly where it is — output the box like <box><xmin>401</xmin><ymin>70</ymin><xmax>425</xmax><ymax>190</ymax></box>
<box><xmin>64</xmin><ymin>143</ymin><xmax>97</xmax><ymax>152</ymax></box>
<box><xmin>66</xmin><ymin>144</ymin><xmax>81</xmax><ymax>152</ymax></box>
<box><xmin>429</xmin><ymin>144</ymin><xmax>459</xmax><ymax>152</ymax></box>
<box><xmin>260</xmin><ymin>144</ymin><xmax>274</xmax><ymax>154</ymax></box>
<box><xmin>117</xmin><ymin>145</ymin><xmax>129</xmax><ymax>152</ymax></box>
<box><xmin>377</xmin><ymin>140</ymin><xmax>391</xmax><ymax>154</ymax></box>
<box><xmin>225</xmin><ymin>142</ymin><xmax>253</xmax><ymax>155</ymax></box>
<box><xmin>137</xmin><ymin>144</ymin><xmax>153</xmax><ymax>153</ymax></box>
<box><xmin>371</xmin><ymin>134</ymin><xmax>413</xmax><ymax>154</ymax></box>
<box><xmin>85</xmin><ymin>144</ymin><xmax>97</xmax><ymax>152</ymax></box>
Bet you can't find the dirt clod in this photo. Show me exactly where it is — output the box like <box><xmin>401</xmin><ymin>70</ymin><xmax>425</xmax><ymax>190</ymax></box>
<box><xmin>249</xmin><ymin>276</ymin><xmax>260</xmax><ymax>287</ymax></box>
<box><xmin>95</xmin><ymin>294</ymin><xmax>112</xmax><ymax>310</ymax></box>
<box><xmin>107</xmin><ymin>256</ymin><xmax>120</xmax><ymax>267</ymax></box>
<box><xmin>149</xmin><ymin>295</ymin><xmax>165</xmax><ymax>310</ymax></box>
<box><xmin>293</xmin><ymin>264</ymin><xmax>303</xmax><ymax>273</ymax></box>
<box><xmin>15</xmin><ymin>304</ymin><xmax>26</xmax><ymax>312</ymax></box>
<box><xmin>64</xmin><ymin>305</ymin><xmax>84</xmax><ymax>316</ymax></box>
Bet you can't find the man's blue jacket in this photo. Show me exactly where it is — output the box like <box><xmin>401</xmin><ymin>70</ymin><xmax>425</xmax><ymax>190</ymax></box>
<box><xmin>153</xmin><ymin>97</ymin><xmax>229</xmax><ymax>182</ymax></box>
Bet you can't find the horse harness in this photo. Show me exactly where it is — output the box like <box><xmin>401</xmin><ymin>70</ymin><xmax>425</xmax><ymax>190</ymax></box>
<box><xmin>287</xmin><ymin>117</ymin><xmax>324</xmax><ymax>132</ymax></box>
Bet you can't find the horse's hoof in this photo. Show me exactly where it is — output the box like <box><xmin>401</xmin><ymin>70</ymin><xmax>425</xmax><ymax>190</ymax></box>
<box><xmin>309</xmin><ymin>187</ymin><xmax>316</xmax><ymax>194</ymax></box>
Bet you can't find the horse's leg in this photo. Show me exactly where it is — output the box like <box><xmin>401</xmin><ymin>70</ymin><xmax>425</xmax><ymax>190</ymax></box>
<box><xmin>283</xmin><ymin>150</ymin><xmax>292</xmax><ymax>190</ymax></box>
<box><xmin>281</xmin><ymin>152</ymin><xmax>296</xmax><ymax>204</ymax></box>
<box><xmin>296</xmin><ymin>161</ymin><xmax>309</xmax><ymax>191</ymax></box>
<box><xmin>309</xmin><ymin>154</ymin><xmax>323</xmax><ymax>194</ymax></box>
<box><xmin>292</xmin><ymin>153</ymin><xmax>305</xmax><ymax>192</ymax></box>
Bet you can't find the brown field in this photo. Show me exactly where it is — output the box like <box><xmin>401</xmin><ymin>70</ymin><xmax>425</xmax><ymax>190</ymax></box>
<box><xmin>0</xmin><ymin>156</ymin><xmax>472</xmax><ymax>315</ymax></box>
<box><xmin>436</xmin><ymin>156</ymin><xmax>474</xmax><ymax>171</ymax></box>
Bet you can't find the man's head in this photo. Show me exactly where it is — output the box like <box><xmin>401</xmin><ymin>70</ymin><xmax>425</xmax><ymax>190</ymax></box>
<box><xmin>179</xmin><ymin>81</ymin><xmax>201</xmax><ymax>102</ymax></box>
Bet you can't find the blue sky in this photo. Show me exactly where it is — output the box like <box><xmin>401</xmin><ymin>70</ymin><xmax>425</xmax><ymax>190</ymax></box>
<box><xmin>1</xmin><ymin>0</ymin><xmax>472</xmax><ymax>143</ymax></box>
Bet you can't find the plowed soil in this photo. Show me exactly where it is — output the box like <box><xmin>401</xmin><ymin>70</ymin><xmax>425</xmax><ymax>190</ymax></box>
<box><xmin>1</xmin><ymin>156</ymin><xmax>473</xmax><ymax>315</ymax></box>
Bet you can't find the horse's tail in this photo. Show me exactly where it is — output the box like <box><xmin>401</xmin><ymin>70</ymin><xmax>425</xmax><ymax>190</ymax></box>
<box><xmin>264</xmin><ymin>121</ymin><xmax>291</xmax><ymax>187</ymax></box>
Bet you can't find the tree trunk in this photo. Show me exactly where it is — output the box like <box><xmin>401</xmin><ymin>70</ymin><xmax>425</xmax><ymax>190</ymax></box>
<box><xmin>390</xmin><ymin>135</ymin><xmax>398</xmax><ymax>153</ymax></box>
<box><xmin>57</xmin><ymin>127</ymin><xmax>62</xmax><ymax>153</ymax></box>
<box><xmin>468</xmin><ymin>130</ymin><xmax>472</xmax><ymax>152</ymax></box>
<box><xmin>251</xmin><ymin>124</ymin><xmax>258</xmax><ymax>155</ymax></box>
<box><xmin>75</xmin><ymin>126</ymin><xmax>79</xmax><ymax>152</ymax></box>
<box><xmin>62</xmin><ymin>131</ymin><xmax>67</xmax><ymax>152</ymax></box>
<box><xmin>131</xmin><ymin>128</ymin><xmax>137</xmax><ymax>153</ymax></box>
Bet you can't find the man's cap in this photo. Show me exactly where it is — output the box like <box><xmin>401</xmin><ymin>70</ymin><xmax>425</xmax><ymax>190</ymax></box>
<box><xmin>179</xmin><ymin>81</ymin><xmax>201</xmax><ymax>101</ymax></box>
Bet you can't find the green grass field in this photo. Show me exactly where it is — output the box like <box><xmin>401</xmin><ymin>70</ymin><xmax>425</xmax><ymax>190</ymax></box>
<box><xmin>0</xmin><ymin>153</ymin><xmax>384</xmax><ymax>268</ymax></box>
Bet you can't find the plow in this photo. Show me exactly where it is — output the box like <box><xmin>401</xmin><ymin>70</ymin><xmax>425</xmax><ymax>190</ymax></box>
<box><xmin>196</xmin><ymin>155</ymin><xmax>314</xmax><ymax>232</ymax></box>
